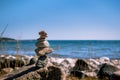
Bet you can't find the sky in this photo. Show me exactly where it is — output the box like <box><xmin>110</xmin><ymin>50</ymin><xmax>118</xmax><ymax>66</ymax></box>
<box><xmin>0</xmin><ymin>0</ymin><xmax>120</xmax><ymax>40</ymax></box>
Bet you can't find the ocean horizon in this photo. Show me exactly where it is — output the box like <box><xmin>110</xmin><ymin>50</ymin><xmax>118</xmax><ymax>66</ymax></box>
<box><xmin>0</xmin><ymin>40</ymin><xmax>120</xmax><ymax>59</ymax></box>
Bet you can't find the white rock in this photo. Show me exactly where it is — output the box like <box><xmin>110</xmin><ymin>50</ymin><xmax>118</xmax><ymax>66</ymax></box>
<box><xmin>111</xmin><ymin>60</ymin><xmax>120</xmax><ymax>65</ymax></box>
<box><xmin>82</xmin><ymin>71</ymin><xmax>97</xmax><ymax>77</ymax></box>
<box><xmin>89</xmin><ymin>58</ymin><xmax>100</xmax><ymax>65</ymax></box>
<box><xmin>2</xmin><ymin>68</ymin><xmax>13</xmax><ymax>73</ymax></box>
<box><xmin>50</xmin><ymin>57</ymin><xmax>64</xmax><ymax>64</ymax></box>
<box><xmin>113</xmin><ymin>70</ymin><xmax>120</xmax><ymax>75</ymax></box>
<box><xmin>0</xmin><ymin>54</ymin><xmax>5</xmax><ymax>58</ymax></box>
<box><xmin>99</xmin><ymin>56</ymin><xmax>110</xmax><ymax>63</ymax></box>
<box><xmin>66</xmin><ymin>58</ymin><xmax>76</xmax><ymax>67</ymax></box>
<box><xmin>24</xmin><ymin>55</ymin><xmax>33</xmax><ymax>60</ymax></box>
<box><xmin>5</xmin><ymin>55</ymin><xmax>16</xmax><ymax>59</ymax></box>
<box><xmin>116</xmin><ymin>65</ymin><xmax>120</xmax><ymax>69</ymax></box>
<box><xmin>57</xmin><ymin>58</ymin><xmax>65</xmax><ymax>64</ymax></box>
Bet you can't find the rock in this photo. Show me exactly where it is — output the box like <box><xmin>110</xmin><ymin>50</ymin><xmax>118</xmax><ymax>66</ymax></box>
<box><xmin>50</xmin><ymin>57</ymin><xmax>64</xmax><ymax>65</ymax></box>
<box><xmin>59</xmin><ymin>59</ymin><xmax>70</xmax><ymax>74</ymax></box>
<box><xmin>29</xmin><ymin>57</ymin><xmax>37</xmax><ymax>65</ymax></box>
<box><xmin>14</xmin><ymin>67</ymin><xmax>21</xmax><ymax>70</ymax></box>
<box><xmin>88</xmin><ymin>59</ymin><xmax>100</xmax><ymax>71</ymax></box>
<box><xmin>35</xmin><ymin>48</ymin><xmax>53</xmax><ymax>56</ymax></box>
<box><xmin>70</xmin><ymin>59</ymin><xmax>90</xmax><ymax>78</ymax></box>
<box><xmin>110</xmin><ymin>71</ymin><xmax>120</xmax><ymax>80</ymax></box>
<box><xmin>66</xmin><ymin>58</ymin><xmax>76</xmax><ymax>68</ymax></box>
<box><xmin>36</xmin><ymin>55</ymin><xmax>48</xmax><ymax>68</ymax></box>
<box><xmin>99</xmin><ymin>56</ymin><xmax>110</xmax><ymax>64</ymax></box>
<box><xmin>111</xmin><ymin>59</ymin><xmax>120</xmax><ymax>65</ymax></box>
<box><xmin>97</xmin><ymin>63</ymin><xmax>119</xmax><ymax>79</ymax></box>
<box><xmin>39</xmin><ymin>30</ymin><xmax>48</xmax><ymax>39</ymax></box>
<box><xmin>70</xmin><ymin>70</ymin><xmax>87</xmax><ymax>78</ymax></box>
<box><xmin>15</xmin><ymin>71</ymin><xmax>41</xmax><ymax>80</ymax></box>
<box><xmin>47</xmin><ymin>66</ymin><xmax>66</xmax><ymax>80</ymax></box>
<box><xmin>35</xmin><ymin>40</ymin><xmax>50</xmax><ymax>48</ymax></box>
<box><xmin>0</xmin><ymin>55</ymin><xmax>5</xmax><ymax>58</ymax></box>
<box><xmin>12</xmin><ymin>65</ymin><xmax>65</xmax><ymax>80</ymax></box>
<box><xmin>60</xmin><ymin>59</ymin><xmax>70</xmax><ymax>68</ymax></box>
<box><xmin>73</xmin><ymin>59</ymin><xmax>89</xmax><ymax>71</ymax></box>
<box><xmin>82</xmin><ymin>71</ymin><xmax>97</xmax><ymax>77</ymax></box>
<box><xmin>2</xmin><ymin>68</ymin><xmax>13</xmax><ymax>73</ymax></box>
<box><xmin>5</xmin><ymin>55</ymin><xmax>16</xmax><ymax>60</ymax></box>
<box><xmin>89</xmin><ymin>58</ymin><xmax>100</xmax><ymax>65</ymax></box>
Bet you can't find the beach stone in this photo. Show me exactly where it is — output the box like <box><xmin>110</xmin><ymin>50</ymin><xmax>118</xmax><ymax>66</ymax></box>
<box><xmin>110</xmin><ymin>71</ymin><xmax>120</xmax><ymax>80</ymax></box>
<box><xmin>2</xmin><ymin>68</ymin><xmax>13</xmax><ymax>73</ymax></box>
<box><xmin>35</xmin><ymin>48</ymin><xmax>53</xmax><ymax>56</ymax></box>
<box><xmin>66</xmin><ymin>58</ymin><xmax>76</xmax><ymax>68</ymax></box>
<box><xmin>5</xmin><ymin>55</ymin><xmax>16</xmax><ymax>60</ymax></box>
<box><xmin>99</xmin><ymin>56</ymin><xmax>110</xmax><ymax>64</ymax></box>
<box><xmin>14</xmin><ymin>65</ymin><xmax>65</xmax><ymax>80</ymax></box>
<box><xmin>89</xmin><ymin>58</ymin><xmax>100</xmax><ymax>65</ymax></box>
<box><xmin>47</xmin><ymin>66</ymin><xmax>66</xmax><ymax>80</ymax></box>
<box><xmin>36</xmin><ymin>55</ymin><xmax>48</xmax><ymax>68</ymax></box>
<box><xmin>111</xmin><ymin>59</ymin><xmax>120</xmax><ymax>65</ymax></box>
<box><xmin>70</xmin><ymin>59</ymin><xmax>90</xmax><ymax>78</ymax></box>
<box><xmin>15</xmin><ymin>71</ymin><xmax>42</xmax><ymax>80</ymax></box>
<box><xmin>97</xmin><ymin>63</ymin><xmax>119</xmax><ymax>79</ymax></box>
<box><xmin>35</xmin><ymin>40</ymin><xmax>50</xmax><ymax>48</ymax></box>
<box><xmin>73</xmin><ymin>59</ymin><xmax>89</xmax><ymax>71</ymax></box>
<box><xmin>70</xmin><ymin>70</ymin><xmax>87</xmax><ymax>78</ymax></box>
<box><xmin>29</xmin><ymin>57</ymin><xmax>37</xmax><ymax>65</ymax></box>
<box><xmin>83</xmin><ymin>71</ymin><xmax>97</xmax><ymax>77</ymax></box>
<box><xmin>39</xmin><ymin>30</ymin><xmax>48</xmax><ymax>38</ymax></box>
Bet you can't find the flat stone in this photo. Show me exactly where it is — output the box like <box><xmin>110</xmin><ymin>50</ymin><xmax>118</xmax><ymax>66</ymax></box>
<box><xmin>35</xmin><ymin>40</ymin><xmax>50</xmax><ymax>48</ymax></box>
<box><xmin>2</xmin><ymin>68</ymin><xmax>13</xmax><ymax>73</ymax></box>
<box><xmin>35</xmin><ymin>48</ymin><xmax>53</xmax><ymax>56</ymax></box>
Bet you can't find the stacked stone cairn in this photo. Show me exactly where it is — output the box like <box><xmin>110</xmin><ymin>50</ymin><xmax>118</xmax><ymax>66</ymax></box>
<box><xmin>35</xmin><ymin>31</ymin><xmax>53</xmax><ymax>68</ymax></box>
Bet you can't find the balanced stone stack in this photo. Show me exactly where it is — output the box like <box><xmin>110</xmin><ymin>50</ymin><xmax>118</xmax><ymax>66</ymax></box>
<box><xmin>35</xmin><ymin>31</ymin><xmax>53</xmax><ymax>68</ymax></box>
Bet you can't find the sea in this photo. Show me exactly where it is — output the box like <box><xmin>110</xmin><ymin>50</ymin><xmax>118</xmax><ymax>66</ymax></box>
<box><xmin>0</xmin><ymin>40</ymin><xmax>120</xmax><ymax>59</ymax></box>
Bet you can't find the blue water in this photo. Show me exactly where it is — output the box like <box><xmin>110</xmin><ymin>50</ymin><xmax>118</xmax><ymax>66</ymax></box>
<box><xmin>0</xmin><ymin>40</ymin><xmax>120</xmax><ymax>59</ymax></box>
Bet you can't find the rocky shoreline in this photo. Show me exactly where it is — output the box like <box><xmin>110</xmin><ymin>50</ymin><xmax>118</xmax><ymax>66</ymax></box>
<box><xmin>0</xmin><ymin>54</ymin><xmax>120</xmax><ymax>80</ymax></box>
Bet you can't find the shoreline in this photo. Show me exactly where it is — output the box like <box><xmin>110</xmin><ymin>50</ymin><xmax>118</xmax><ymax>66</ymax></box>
<box><xmin>0</xmin><ymin>54</ymin><xmax>120</xmax><ymax>80</ymax></box>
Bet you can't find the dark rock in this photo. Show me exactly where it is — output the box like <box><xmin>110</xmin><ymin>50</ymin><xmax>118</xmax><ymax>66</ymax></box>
<box><xmin>73</xmin><ymin>59</ymin><xmax>89</xmax><ymax>71</ymax></box>
<box><xmin>97</xmin><ymin>63</ymin><xmax>119</xmax><ymax>79</ymax></box>
<box><xmin>36</xmin><ymin>55</ymin><xmax>48</xmax><ymax>68</ymax></box>
<box><xmin>47</xmin><ymin>66</ymin><xmax>64</xmax><ymax>80</ymax></box>
<box><xmin>70</xmin><ymin>70</ymin><xmax>87</xmax><ymax>78</ymax></box>
<box><xmin>29</xmin><ymin>57</ymin><xmax>37</xmax><ymax>65</ymax></box>
<box><xmin>110</xmin><ymin>71</ymin><xmax>120</xmax><ymax>80</ymax></box>
<box><xmin>11</xmin><ymin>66</ymin><xmax>64</xmax><ymax>80</ymax></box>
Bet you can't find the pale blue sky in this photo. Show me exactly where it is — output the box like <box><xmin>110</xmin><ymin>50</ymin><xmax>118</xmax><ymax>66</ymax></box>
<box><xmin>0</xmin><ymin>0</ymin><xmax>120</xmax><ymax>40</ymax></box>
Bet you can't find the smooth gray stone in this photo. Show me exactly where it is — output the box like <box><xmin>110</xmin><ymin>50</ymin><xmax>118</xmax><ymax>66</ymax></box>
<box><xmin>35</xmin><ymin>40</ymin><xmax>49</xmax><ymax>48</ymax></box>
<box><xmin>36</xmin><ymin>55</ymin><xmax>48</xmax><ymax>68</ymax></box>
